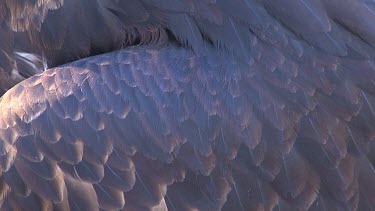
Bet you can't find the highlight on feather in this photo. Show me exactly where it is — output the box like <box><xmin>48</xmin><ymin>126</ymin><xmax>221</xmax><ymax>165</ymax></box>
<box><xmin>14</xmin><ymin>51</ymin><xmax>48</xmax><ymax>76</ymax></box>
<box><xmin>2</xmin><ymin>0</ymin><xmax>64</xmax><ymax>31</ymax></box>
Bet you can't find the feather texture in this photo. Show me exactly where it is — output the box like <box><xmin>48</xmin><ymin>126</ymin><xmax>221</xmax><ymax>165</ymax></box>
<box><xmin>0</xmin><ymin>0</ymin><xmax>374</xmax><ymax>210</ymax></box>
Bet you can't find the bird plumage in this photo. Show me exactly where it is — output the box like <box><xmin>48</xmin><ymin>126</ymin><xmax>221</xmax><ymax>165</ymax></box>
<box><xmin>0</xmin><ymin>0</ymin><xmax>374</xmax><ymax>210</ymax></box>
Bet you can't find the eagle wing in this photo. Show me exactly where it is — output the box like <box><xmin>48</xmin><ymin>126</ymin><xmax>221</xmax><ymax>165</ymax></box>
<box><xmin>0</xmin><ymin>1</ymin><xmax>375</xmax><ymax>210</ymax></box>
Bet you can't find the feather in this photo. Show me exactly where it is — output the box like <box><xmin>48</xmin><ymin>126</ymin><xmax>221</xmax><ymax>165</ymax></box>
<box><xmin>100</xmin><ymin>162</ymin><xmax>136</xmax><ymax>192</ymax></box>
<box><xmin>0</xmin><ymin>8</ymin><xmax>375</xmax><ymax>209</ymax></box>
<box><xmin>69</xmin><ymin>116</ymin><xmax>113</xmax><ymax>157</ymax></box>
<box><xmin>166</xmin><ymin>13</ymin><xmax>204</xmax><ymax>50</ymax></box>
<box><xmin>52</xmin><ymin>183</ymin><xmax>70</xmax><ymax>211</ymax></box>
<box><xmin>263</xmin><ymin>0</ymin><xmax>330</xmax><ymax>32</ymax></box>
<box><xmin>48</xmin><ymin>139</ymin><xmax>84</xmax><ymax>164</ymax></box>
<box><xmin>83</xmin><ymin>145</ymin><xmax>109</xmax><ymax>166</ymax></box>
<box><xmin>15</xmin><ymin>135</ymin><xmax>44</xmax><ymax>162</ymax></box>
<box><xmin>19</xmin><ymin>157</ymin><xmax>58</xmax><ymax>180</ymax></box>
<box><xmin>358</xmin><ymin>156</ymin><xmax>375</xmax><ymax>209</ymax></box>
<box><xmin>271</xmin><ymin>149</ymin><xmax>320</xmax><ymax>210</ymax></box>
<box><xmin>124</xmin><ymin>170</ymin><xmax>167</xmax><ymax>208</ymax></box>
<box><xmin>106</xmin><ymin>147</ymin><xmax>134</xmax><ymax>170</ymax></box>
<box><xmin>14</xmin><ymin>156</ymin><xmax>65</xmax><ymax>203</ymax></box>
<box><xmin>166</xmin><ymin>170</ymin><xmax>229</xmax><ymax>211</ymax></box>
<box><xmin>324</xmin><ymin>0</ymin><xmax>375</xmax><ymax>46</ymax></box>
<box><xmin>93</xmin><ymin>183</ymin><xmax>125</xmax><ymax>210</ymax></box>
<box><xmin>7</xmin><ymin>192</ymin><xmax>53</xmax><ymax>211</ymax></box>
<box><xmin>65</xmin><ymin>174</ymin><xmax>100</xmax><ymax>211</ymax></box>
<box><xmin>178</xmin><ymin>143</ymin><xmax>216</xmax><ymax>176</ymax></box>
<box><xmin>0</xmin><ymin>145</ymin><xmax>16</xmax><ymax>172</ymax></box>
<box><xmin>3</xmin><ymin>166</ymin><xmax>30</xmax><ymax>197</ymax></box>
<box><xmin>59</xmin><ymin>160</ymin><xmax>104</xmax><ymax>184</ymax></box>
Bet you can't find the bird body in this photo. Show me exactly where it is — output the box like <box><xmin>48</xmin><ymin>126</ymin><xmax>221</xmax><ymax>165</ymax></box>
<box><xmin>0</xmin><ymin>0</ymin><xmax>374</xmax><ymax>210</ymax></box>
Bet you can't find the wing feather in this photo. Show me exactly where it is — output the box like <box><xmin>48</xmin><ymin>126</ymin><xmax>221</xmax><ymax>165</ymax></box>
<box><xmin>0</xmin><ymin>0</ymin><xmax>375</xmax><ymax>210</ymax></box>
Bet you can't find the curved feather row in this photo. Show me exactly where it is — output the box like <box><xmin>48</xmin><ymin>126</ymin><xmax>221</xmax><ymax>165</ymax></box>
<box><xmin>0</xmin><ymin>43</ymin><xmax>373</xmax><ymax>210</ymax></box>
